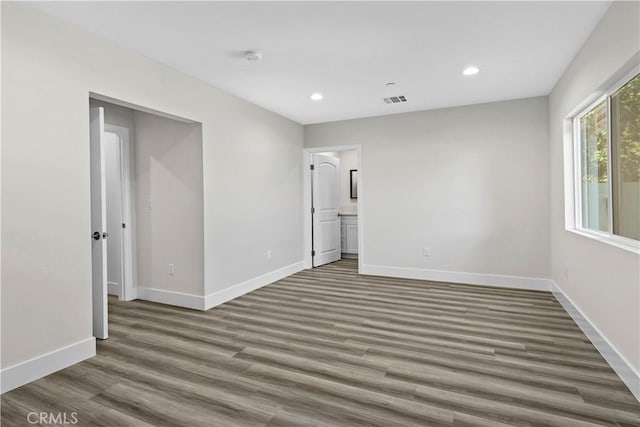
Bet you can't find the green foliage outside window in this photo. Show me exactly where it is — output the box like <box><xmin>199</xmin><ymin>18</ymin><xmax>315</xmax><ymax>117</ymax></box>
<box><xmin>580</xmin><ymin>74</ymin><xmax>639</xmax><ymax>185</ymax></box>
<box><xmin>612</xmin><ymin>73</ymin><xmax>640</xmax><ymax>184</ymax></box>
<box><xmin>577</xmin><ymin>72</ymin><xmax>639</xmax><ymax>240</ymax></box>
<box><xmin>580</xmin><ymin>101</ymin><xmax>608</xmax><ymax>184</ymax></box>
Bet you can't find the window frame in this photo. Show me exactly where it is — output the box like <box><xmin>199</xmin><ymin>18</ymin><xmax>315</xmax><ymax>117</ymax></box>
<box><xmin>571</xmin><ymin>66</ymin><xmax>640</xmax><ymax>253</ymax></box>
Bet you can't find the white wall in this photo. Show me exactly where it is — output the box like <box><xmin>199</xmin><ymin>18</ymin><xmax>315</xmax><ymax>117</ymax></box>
<box><xmin>134</xmin><ymin>111</ymin><xmax>204</xmax><ymax>296</ymax></box>
<box><xmin>305</xmin><ymin>97</ymin><xmax>550</xmax><ymax>283</ymax></box>
<box><xmin>549</xmin><ymin>1</ymin><xmax>640</xmax><ymax>376</ymax></box>
<box><xmin>1</xmin><ymin>2</ymin><xmax>303</xmax><ymax>376</ymax></box>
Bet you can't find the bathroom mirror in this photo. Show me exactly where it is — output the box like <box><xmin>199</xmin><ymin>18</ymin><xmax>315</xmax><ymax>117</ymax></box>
<box><xmin>350</xmin><ymin>169</ymin><xmax>358</xmax><ymax>199</ymax></box>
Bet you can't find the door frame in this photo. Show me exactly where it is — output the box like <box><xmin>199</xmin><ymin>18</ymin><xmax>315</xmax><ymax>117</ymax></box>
<box><xmin>104</xmin><ymin>124</ymin><xmax>136</xmax><ymax>301</ymax></box>
<box><xmin>90</xmin><ymin>107</ymin><xmax>108</xmax><ymax>339</ymax></box>
<box><xmin>302</xmin><ymin>145</ymin><xmax>363</xmax><ymax>272</ymax></box>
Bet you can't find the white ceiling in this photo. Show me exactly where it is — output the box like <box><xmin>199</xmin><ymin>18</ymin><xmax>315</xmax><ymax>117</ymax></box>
<box><xmin>30</xmin><ymin>1</ymin><xmax>611</xmax><ymax>124</ymax></box>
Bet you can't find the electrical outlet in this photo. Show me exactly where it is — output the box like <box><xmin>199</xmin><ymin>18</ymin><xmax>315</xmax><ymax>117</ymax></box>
<box><xmin>423</xmin><ymin>247</ymin><xmax>431</xmax><ymax>257</ymax></box>
<box><xmin>169</xmin><ymin>264</ymin><xmax>175</xmax><ymax>275</ymax></box>
<box><xmin>267</xmin><ymin>250</ymin><xmax>272</xmax><ymax>259</ymax></box>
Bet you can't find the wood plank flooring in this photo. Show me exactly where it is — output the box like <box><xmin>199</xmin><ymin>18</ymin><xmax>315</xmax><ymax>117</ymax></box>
<box><xmin>2</xmin><ymin>259</ymin><xmax>639</xmax><ymax>426</ymax></box>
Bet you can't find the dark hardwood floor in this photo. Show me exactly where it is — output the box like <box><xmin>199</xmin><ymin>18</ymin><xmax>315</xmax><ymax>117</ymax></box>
<box><xmin>2</xmin><ymin>259</ymin><xmax>639</xmax><ymax>426</ymax></box>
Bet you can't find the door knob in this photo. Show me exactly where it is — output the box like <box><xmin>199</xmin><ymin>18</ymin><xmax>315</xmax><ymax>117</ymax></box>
<box><xmin>102</xmin><ymin>232</ymin><xmax>109</xmax><ymax>239</ymax></box>
<box><xmin>92</xmin><ymin>231</ymin><xmax>101</xmax><ymax>240</ymax></box>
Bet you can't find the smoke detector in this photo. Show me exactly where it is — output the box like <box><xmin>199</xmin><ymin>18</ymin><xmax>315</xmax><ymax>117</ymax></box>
<box><xmin>245</xmin><ymin>50</ymin><xmax>263</xmax><ymax>61</ymax></box>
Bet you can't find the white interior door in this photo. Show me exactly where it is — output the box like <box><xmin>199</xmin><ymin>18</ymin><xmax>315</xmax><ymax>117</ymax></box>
<box><xmin>312</xmin><ymin>153</ymin><xmax>341</xmax><ymax>267</ymax></box>
<box><xmin>90</xmin><ymin>107</ymin><xmax>108</xmax><ymax>339</ymax></box>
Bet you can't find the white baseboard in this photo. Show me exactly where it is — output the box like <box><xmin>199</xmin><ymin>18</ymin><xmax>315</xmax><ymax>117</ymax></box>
<box><xmin>551</xmin><ymin>281</ymin><xmax>640</xmax><ymax>401</ymax></box>
<box><xmin>107</xmin><ymin>281</ymin><xmax>121</xmax><ymax>296</ymax></box>
<box><xmin>204</xmin><ymin>261</ymin><xmax>304</xmax><ymax>310</ymax></box>
<box><xmin>135</xmin><ymin>261</ymin><xmax>305</xmax><ymax>311</ymax></box>
<box><xmin>361</xmin><ymin>264</ymin><xmax>552</xmax><ymax>291</ymax></box>
<box><xmin>0</xmin><ymin>262</ymin><xmax>303</xmax><ymax>394</ymax></box>
<box><xmin>1</xmin><ymin>337</ymin><xmax>96</xmax><ymax>394</ymax></box>
<box><xmin>125</xmin><ymin>286</ymin><xmax>138</xmax><ymax>301</ymax></box>
<box><xmin>136</xmin><ymin>287</ymin><xmax>205</xmax><ymax>310</ymax></box>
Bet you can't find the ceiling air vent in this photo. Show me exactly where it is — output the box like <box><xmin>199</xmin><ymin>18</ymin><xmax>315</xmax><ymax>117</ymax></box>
<box><xmin>383</xmin><ymin>95</ymin><xmax>407</xmax><ymax>104</ymax></box>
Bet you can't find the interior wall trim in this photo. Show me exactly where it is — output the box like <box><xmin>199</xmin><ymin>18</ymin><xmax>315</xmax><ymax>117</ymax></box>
<box><xmin>136</xmin><ymin>261</ymin><xmax>305</xmax><ymax>311</ymax></box>
<box><xmin>1</xmin><ymin>337</ymin><xmax>96</xmax><ymax>394</ymax></box>
<box><xmin>204</xmin><ymin>261</ymin><xmax>304</xmax><ymax>310</ymax></box>
<box><xmin>361</xmin><ymin>264</ymin><xmax>552</xmax><ymax>291</ymax></box>
<box><xmin>551</xmin><ymin>280</ymin><xmax>640</xmax><ymax>401</ymax></box>
<box><xmin>136</xmin><ymin>287</ymin><xmax>205</xmax><ymax>310</ymax></box>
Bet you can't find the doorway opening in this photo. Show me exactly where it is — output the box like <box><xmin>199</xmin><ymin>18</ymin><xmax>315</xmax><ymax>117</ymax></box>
<box><xmin>303</xmin><ymin>145</ymin><xmax>363</xmax><ymax>272</ymax></box>
<box><xmin>89</xmin><ymin>95</ymin><xmax>204</xmax><ymax>340</ymax></box>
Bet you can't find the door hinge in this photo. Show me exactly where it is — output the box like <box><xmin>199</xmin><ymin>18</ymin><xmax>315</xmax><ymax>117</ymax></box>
<box><xmin>311</xmin><ymin>207</ymin><xmax>315</xmax><ymax>214</ymax></box>
<box><xmin>310</xmin><ymin>164</ymin><xmax>315</xmax><ymax>171</ymax></box>
<box><xmin>122</xmin><ymin>223</ymin><xmax>126</xmax><ymax>229</ymax></box>
<box><xmin>311</xmin><ymin>250</ymin><xmax>316</xmax><ymax>256</ymax></box>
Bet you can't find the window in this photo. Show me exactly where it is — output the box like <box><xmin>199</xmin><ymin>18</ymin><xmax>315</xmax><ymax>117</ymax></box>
<box><xmin>574</xmin><ymin>70</ymin><xmax>640</xmax><ymax>247</ymax></box>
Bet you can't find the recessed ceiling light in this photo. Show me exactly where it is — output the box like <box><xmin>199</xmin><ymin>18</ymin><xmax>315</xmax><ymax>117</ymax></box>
<box><xmin>462</xmin><ymin>66</ymin><xmax>480</xmax><ymax>76</ymax></box>
<box><xmin>310</xmin><ymin>93</ymin><xmax>323</xmax><ymax>101</ymax></box>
